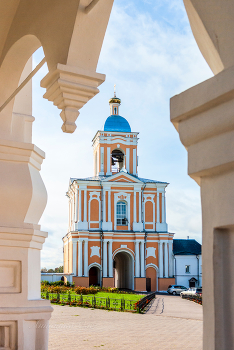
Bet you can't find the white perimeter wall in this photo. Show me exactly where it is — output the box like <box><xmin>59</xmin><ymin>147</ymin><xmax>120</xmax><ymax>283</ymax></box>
<box><xmin>174</xmin><ymin>255</ymin><xmax>202</xmax><ymax>288</ymax></box>
<box><xmin>41</xmin><ymin>273</ymin><xmax>73</xmax><ymax>283</ymax></box>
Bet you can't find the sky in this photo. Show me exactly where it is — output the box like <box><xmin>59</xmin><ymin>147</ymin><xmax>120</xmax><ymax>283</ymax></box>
<box><xmin>32</xmin><ymin>0</ymin><xmax>213</xmax><ymax>269</ymax></box>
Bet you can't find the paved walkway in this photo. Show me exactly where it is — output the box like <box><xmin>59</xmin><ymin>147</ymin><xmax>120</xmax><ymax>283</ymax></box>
<box><xmin>48</xmin><ymin>295</ymin><xmax>202</xmax><ymax>350</ymax></box>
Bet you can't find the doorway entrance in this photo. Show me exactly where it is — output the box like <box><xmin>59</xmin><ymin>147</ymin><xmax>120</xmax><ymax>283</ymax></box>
<box><xmin>89</xmin><ymin>266</ymin><xmax>100</xmax><ymax>286</ymax></box>
<box><xmin>114</xmin><ymin>251</ymin><xmax>133</xmax><ymax>290</ymax></box>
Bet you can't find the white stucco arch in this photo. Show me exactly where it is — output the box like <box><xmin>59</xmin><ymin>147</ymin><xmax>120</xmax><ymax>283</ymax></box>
<box><xmin>113</xmin><ymin>249</ymin><xmax>134</xmax><ymax>290</ymax></box>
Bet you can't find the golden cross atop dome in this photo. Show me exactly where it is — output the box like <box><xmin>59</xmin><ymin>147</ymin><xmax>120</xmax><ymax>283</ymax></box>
<box><xmin>114</xmin><ymin>84</ymin><xmax>116</xmax><ymax>97</ymax></box>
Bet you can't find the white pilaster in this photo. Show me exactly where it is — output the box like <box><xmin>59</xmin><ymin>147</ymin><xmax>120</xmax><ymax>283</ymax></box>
<box><xmin>103</xmin><ymin>190</ymin><xmax>106</xmax><ymax>223</ymax></box>
<box><xmin>140</xmin><ymin>241</ymin><xmax>145</xmax><ymax>277</ymax></box>
<box><xmin>84</xmin><ymin>239</ymin><xmax>88</xmax><ymax>277</ymax></box>
<box><xmin>164</xmin><ymin>242</ymin><xmax>169</xmax><ymax>278</ymax></box>
<box><xmin>75</xmin><ymin>186</ymin><xmax>78</xmax><ymax>223</ymax></box>
<box><xmin>107</xmin><ymin>147</ymin><xmax>111</xmax><ymax>175</ymax></box>
<box><xmin>162</xmin><ymin>191</ymin><xmax>165</xmax><ymax>223</ymax></box>
<box><xmin>138</xmin><ymin>191</ymin><xmax>141</xmax><ymax>223</ymax></box>
<box><xmin>133</xmin><ymin>190</ymin><xmax>137</xmax><ymax>223</ymax></box>
<box><xmin>126</xmin><ymin>148</ymin><xmax>130</xmax><ymax>173</ymax></box>
<box><xmin>103</xmin><ymin>240</ymin><xmax>108</xmax><ymax>277</ymax></box>
<box><xmin>78</xmin><ymin>240</ymin><xmax>83</xmax><ymax>277</ymax></box>
<box><xmin>108</xmin><ymin>190</ymin><xmax>111</xmax><ymax>222</ymax></box>
<box><xmin>78</xmin><ymin>189</ymin><xmax>82</xmax><ymax>223</ymax></box>
<box><xmin>84</xmin><ymin>189</ymin><xmax>87</xmax><ymax>223</ymax></box>
<box><xmin>135</xmin><ymin>241</ymin><xmax>140</xmax><ymax>277</ymax></box>
<box><xmin>73</xmin><ymin>242</ymin><xmax>77</xmax><ymax>276</ymax></box>
<box><xmin>100</xmin><ymin>146</ymin><xmax>104</xmax><ymax>175</ymax></box>
<box><xmin>159</xmin><ymin>241</ymin><xmax>163</xmax><ymax>278</ymax></box>
<box><xmin>157</xmin><ymin>191</ymin><xmax>160</xmax><ymax>224</ymax></box>
<box><xmin>108</xmin><ymin>241</ymin><xmax>113</xmax><ymax>277</ymax></box>
<box><xmin>168</xmin><ymin>241</ymin><xmax>174</xmax><ymax>277</ymax></box>
<box><xmin>133</xmin><ymin>148</ymin><xmax>137</xmax><ymax>175</ymax></box>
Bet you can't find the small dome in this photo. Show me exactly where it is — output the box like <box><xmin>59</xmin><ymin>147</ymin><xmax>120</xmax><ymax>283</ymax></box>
<box><xmin>109</xmin><ymin>97</ymin><xmax>121</xmax><ymax>104</ymax></box>
<box><xmin>104</xmin><ymin>115</ymin><xmax>131</xmax><ymax>132</ymax></box>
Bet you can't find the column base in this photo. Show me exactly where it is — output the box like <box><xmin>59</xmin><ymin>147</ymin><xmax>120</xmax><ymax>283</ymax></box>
<box><xmin>134</xmin><ymin>278</ymin><xmax>146</xmax><ymax>292</ymax></box>
<box><xmin>102</xmin><ymin>222</ymin><xmax>113</xmax><ymax>231</ymax></box>
<box><xmin>76</xmin><ymin>222</ymin><xmax>88</xmax><ymax>230</ymax></box>
<box><xmin>156</xmin><ymin>223</ymin><xmax>168</xmax><ymax>232</ymax></box>
<box><xmin>158</xmin><ymin>278</ymin><xmax>175</xmax><ymax>291</ymax></box>
<box><xmin>0</xmin><ymin>302</ymin><xmax>52</xmax><ymax>350</ymax></box>
<box><xmin>73</xmin><ymin>277</ymin><xmax>89</xmax><ymax>287</ymax></box>
<box><xmin>133</xmin><ymin>222</ymin><xmax>143</xmax><ymax>231</ymax></box>
<box><xmin>102</xmin><ymin>277</ymin><xmax>114</xmax><ymax>288</ymax></box>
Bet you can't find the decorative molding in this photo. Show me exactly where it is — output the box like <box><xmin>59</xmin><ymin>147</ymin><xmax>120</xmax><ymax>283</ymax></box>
<box><xmin>0</xmin><ymin>260</ymin><xmax>21</xmax><ymax>294</ymax></box>
<box><xmin>146</xmin><ymin>263</ymin><xmax>159</xmax><ymax>272</ymax></box>
<box><xmin>41</xmin><ymin>64</ymin><xmax>105</xmax><ymax>133</ymax></box>
<box><xmin>90</xmin><ymin>246</ymin><xmax>100</xmax><ymax>258</ymax></box>
<box><xmin>146</xmin><ymin>247</ymin><xmax>156</xmax><ymax>258</ymax></box>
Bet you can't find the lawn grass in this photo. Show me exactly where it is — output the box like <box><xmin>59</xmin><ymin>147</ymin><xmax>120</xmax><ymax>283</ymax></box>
<box><xmin>42</xmin><ymin>291</ymin><xmax>144</xmax><ymax>311</ymax></box>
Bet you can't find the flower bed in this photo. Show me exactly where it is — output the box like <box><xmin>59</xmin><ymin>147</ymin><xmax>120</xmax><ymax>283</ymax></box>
<box><xmin>181</xmin><ymin>294</ymin><xmax>202</xmax><ymax>305</ymax></box>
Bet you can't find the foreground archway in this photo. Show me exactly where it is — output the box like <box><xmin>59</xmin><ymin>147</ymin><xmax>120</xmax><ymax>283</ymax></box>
<box><xmin>114</xmin><ymin>251</ymin><xmax>134</xmax><ymax>290</ymax></box>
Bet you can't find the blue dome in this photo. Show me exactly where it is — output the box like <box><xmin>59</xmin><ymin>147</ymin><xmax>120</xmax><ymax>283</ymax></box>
<box><xmin>104</xmin><ymin>115</ymin><xmax>131</xmax><ymax>132</ymax></box>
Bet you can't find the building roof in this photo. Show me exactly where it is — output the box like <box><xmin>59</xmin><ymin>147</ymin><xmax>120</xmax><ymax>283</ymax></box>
<box><xmin>173</xmin><ymin>239</ymin><xmax>201</xmax><ymax>255</ymax></box>
<box><xmin>104</xmin><ymin>115</ymin><xmax>131</xmax><ymax>132</ymax></box>
<box><xmin>70</xmin><ymin>174</ymin><xmax>168</xmax><ymax>184</ymax></box>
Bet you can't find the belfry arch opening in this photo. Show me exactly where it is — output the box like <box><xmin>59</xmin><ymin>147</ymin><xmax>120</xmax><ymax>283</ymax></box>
<box><xmin>111</xmin><ymin>149</ymin><xmax>124</xmax><ymax>173</ymax></box>
<box><xmin>114</xmin><ymin>251</ymin><xmax>134</xmax><ymax>290</ymax></box>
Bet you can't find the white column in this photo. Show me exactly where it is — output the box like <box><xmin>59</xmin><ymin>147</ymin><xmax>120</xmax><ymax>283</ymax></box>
<box><xmin>100</xmin><ymin>147</ymin><xmax>104</xmax><ymax>175</ymax></box>
<box><xmin>164</xmin><ymin>242</ymin><xmax>169</xmax><ymax>278</ymax></box>
<box><xmin>126</xmin><ymin>148</ymin><xmax>130</xmax><ymax>173</ymax></box>
<box><xmin>107</xmin><ymin>147</ymin><xmax>111</xmax><ymax>175</ymax></box>
<box><xmin>135</xmin><ymin>241</ymin><xmax>140</xmax><ymax>277</ymax></box>
<box><xmin>157</xmin><ymin>191</ymin><xmax>160</xmax><ymax>224</ymax></box>
<box><xmin>108</xmin><ymin>190</ymin><xmax>111</xmax><ymax>222</ymax></box>
<box><xmin>78</xmin><ymin>189</ymin><xmax>82</xmax><ymax>223</ymax></box>
<box><xmin>138</xmin><ymin>191</ymin><xmax>141</xmax><ymax>223</ymax></box>
<box><xmin>162</xmin><ymin>191</ymin><xmax>165</xmax><ymax>223</ymax></box>
<box><xmin>103</xmin><ymin>189</ymin><xmax>106</xmax><ymax>223</ymax></box>
<box><xmin>159</xmin><ymin>241</ymin><xmax>163</xmax><ymax>278</ymax></box>
<box><xmin>84</xmin><ymin>239</ymin><xmax>88</xmax><ymax>277</ymax></box>
<box><xmin>69</xmin><ymin>200</ymin><xmax>71</xmax><ymax>230</ymax></box>
<box><xmin>140</xmin><ymin>241</ymin><xmax>145</xmax><ymax>277</ymax></box>
<box><xmin>133</xmin><ymin>190</ymin><xmax>137</xmax><ymax>223</ymax></box>
<box><xmin>168</xmin><ymin>241</ymin><xmax>174</xmax><ymax>277</ymax></box>
<box><xmin>108</xmin><ymin>241</ymin><xmax>113</xmax><ymax>277</ymax></box>
<box><xmin>84</xmin><ymin>189</ymin><xmax>87</xmax><ymax>222</ymax></box>
<box><xmin>73</xmin><ymin>242</ymin><xmax>77</xmax><ymax>276</ymax></box>
<box><xmin>75</xmin><ymin>187</ymin><xmax>78</xmax><ymax>223</ymax></box>
<box><xmin>103</xmin><ymin>240</ymin><xmax>108</xmax><ymax>277</ymax></box>
<box><xmin>78</xmin><ymin>240</ymin><xmax>83</xmax><ymax>277</ymax></box>
<box><xmin>133</xmin><ymin>148</ymin><xmax>137</xmax><ymax>175</ymax></box>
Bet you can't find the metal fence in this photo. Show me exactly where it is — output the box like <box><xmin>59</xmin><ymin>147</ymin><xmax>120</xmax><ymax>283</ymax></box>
<box><xmin>135</xmin><ymin>292</ymin><xmax>156</xmax><ymax>312</ymax></box>
<box><xmin>41</xmin><ymin>292</ymin><xmax>137</xmax><ymax>311</ymax></box>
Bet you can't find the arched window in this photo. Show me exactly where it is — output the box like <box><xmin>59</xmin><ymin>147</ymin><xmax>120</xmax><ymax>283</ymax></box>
<box><xmin>114</xmin><ymin>107</ymin><xmax>117</xmax><ymax>114</ymax></box>
<box><xmin>116</xmin><ymin>201</ymin><xmax>127</xmax><ymax>225</ymax></box>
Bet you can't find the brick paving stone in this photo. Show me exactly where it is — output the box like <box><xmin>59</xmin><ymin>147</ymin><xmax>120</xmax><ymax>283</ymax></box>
<box><xmin>48</xmin><ymin>295</ymin><xmax>202</xmax><ymax>350</ymax></box>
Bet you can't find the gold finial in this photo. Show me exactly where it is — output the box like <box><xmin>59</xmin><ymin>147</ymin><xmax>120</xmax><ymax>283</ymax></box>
<box><xmin>114</xmin><ymin>84</ymin><xmax>116</xmax><ymax>97</ymax></box>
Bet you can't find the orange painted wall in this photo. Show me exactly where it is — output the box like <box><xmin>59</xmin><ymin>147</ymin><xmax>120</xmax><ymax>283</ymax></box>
<box><xmin>90</xmin><ymin>199</ymin><xmax>99</xmax><ymax>221</ymax></box>
<box><xmin>158</xmin><ymin>278</ymin><xmax>175</xmax><ymax>291</ymax></box>
<box><xmin>145</xmin><ymin>201</ymin><xmax>153</xmax><ymax>222</ymax></box>
<box><xmin>116</xmin><ymin>225</ymin><xmax>128</xmax><ymax>230</ymax></box>
<box><xmin>134</xmin><ymin>278</ymin><xmax>146</xmax><ymax>291</ymax></box>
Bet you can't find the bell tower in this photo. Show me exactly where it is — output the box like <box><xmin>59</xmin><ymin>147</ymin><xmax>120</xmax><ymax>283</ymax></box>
<box><xmin>92</xmin><ymin>92</ymin><xmax>139</xmax><ymax>176</ymax></box>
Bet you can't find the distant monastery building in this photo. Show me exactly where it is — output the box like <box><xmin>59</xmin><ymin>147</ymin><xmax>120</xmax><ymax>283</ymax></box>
<box><xmin>63</xmin><ymin>93</ymin><xmax>176</xmax><ymax>291</ymax></box>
